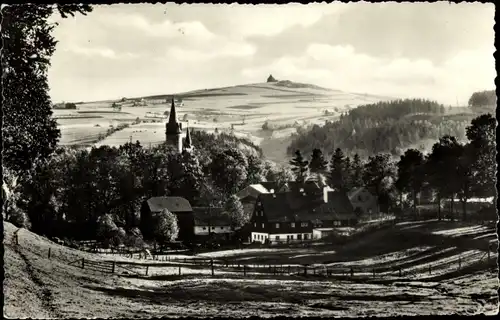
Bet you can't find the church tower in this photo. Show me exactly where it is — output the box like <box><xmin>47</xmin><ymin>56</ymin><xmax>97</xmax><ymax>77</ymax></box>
<box><xmin>183</xmin><ymin>125</ymin><xmax>194</xmax><ymax>153</ymax></box>
<box><xmin>165</xmin><ymin>97</ymin><xmax>183</xmax><ymax>152</ymax></box>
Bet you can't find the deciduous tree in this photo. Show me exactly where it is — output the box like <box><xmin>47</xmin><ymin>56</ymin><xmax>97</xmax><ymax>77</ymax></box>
<box><xmin>2</xmin><ymin>4</ymin><xmax>92</xmax><ymax>174</ymax></box>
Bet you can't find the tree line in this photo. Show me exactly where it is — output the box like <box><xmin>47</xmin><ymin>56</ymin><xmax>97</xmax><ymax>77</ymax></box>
<box><xmin>287</xmin><ymin>98</ymin><xmax>476</xmax><ymax>158</ymax></box>
<box><xmin>468</xmin><ymin>90</ymin><xmax>496</xmax><ymax>108</ymax></box>
<box><xmin>288</xmin><ymin>113</ymin><xmax>496</xmax><ymax>221</ymax></box>
<box><xmin>2</xmin><ymin>130</ymin><xmax>294</xmax><ymax>244</ymax></box>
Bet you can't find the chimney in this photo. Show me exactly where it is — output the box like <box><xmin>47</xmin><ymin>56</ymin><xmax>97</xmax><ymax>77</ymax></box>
<box><xmin>323</xmin><ymin>187</ymin><xmax>328</xmax><ymax>203</ymax></box>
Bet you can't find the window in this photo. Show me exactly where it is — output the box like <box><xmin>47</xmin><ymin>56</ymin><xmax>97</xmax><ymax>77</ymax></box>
<box><xmin>290</xmin><ymin>235</ymin><xmax>294</xmax><ymax>240</ymax></box>
<box><xmin>261</xmin><ymin>223</ymin><xmax>265</xmax><ymax>228</ymax></box>
<box><xmin>297</xmin><ymin>234</ymin><xmax>302</xmax><ymax>240</ymax></box>
<box><xmin>275</xmin><ymin>223</ymin><xmax>280</xmax><ymax>229</ymax></box>
<box><xmin>358</xmin><ymin>195</ymin><xmax>362</xmax><ymax>201</ymax></box>
<box><xmin>275</xmin><ymin>235</ymin><xmax>280</xmax><ymax>240</ymax></box>
<box><xmin>291</xmin><ymin>222</ymin><xmax>295</xmax><ymax>228</ymax></box>
<box><xmin>211</xmin><ymin>227</ymin><xmax>215</xmax><ymax>230</ymax></box>
<box><xmin>301</xmin><ymin>222</ymin><xmax>308</xmax><ymax>227</ymax></box>
<box><xmin>203</xmin><ymin>227</ymin><xmax>207</xmax><ymax>230</ymax></box>
<box><xmin>304</xmin><ymin>234</ymin><xmax>309</xmax><ymax>240</ymax></box>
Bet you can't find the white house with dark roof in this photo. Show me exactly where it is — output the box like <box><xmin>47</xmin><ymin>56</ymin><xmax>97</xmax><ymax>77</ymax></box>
<box><xmin>249</xmin><ymin>184</ymin><xmax>357</xmax><ymax>245</ymax></box>
<box><xmin>192</xmin><ymin>207</ymin><xmax>233</xmax><ymax>240</ymax></box>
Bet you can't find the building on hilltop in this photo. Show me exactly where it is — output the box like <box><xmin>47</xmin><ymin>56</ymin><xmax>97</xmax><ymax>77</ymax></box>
<box><xmin>267</xmin><ymin>74</ymin><xmax>278</xmax><ymax>83</ymax></box>
<box><xmin>165</xmin><ymin>96</ymin><xmax>194</xmax><ymax>153</ymax></box>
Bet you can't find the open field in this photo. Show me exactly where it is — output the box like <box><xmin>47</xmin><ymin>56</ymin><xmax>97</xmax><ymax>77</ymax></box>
<box><xmin>54</xmin><ymin>81</ymin><xmax>395</xmax><ymax>163</ymax></box>
<box><xmin>4</xmin><ymin>219</ymin><xmax>498</xmax><ymax>318</ymax></box>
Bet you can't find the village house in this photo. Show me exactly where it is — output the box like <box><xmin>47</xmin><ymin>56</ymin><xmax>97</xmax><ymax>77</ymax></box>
<box><xmin>348</xmin><ymin>186</ymin><xmax>379</xmax><ymax>219</ymax></box>
<box><xmin>192</xmin><ymin>207</ymin><xmax>233</xmax><ymax>242</ymax></box>
<box><xmin>140</xmin><ymin>196</ymin><xmax>194</xmax><ymax>242</ymax></box>
<box><xmin>249</xmin><ymin>182</ymin><xmax>357</xmax><ymax>245</ymax></box>
<box><xmin>236</xmin><ymin>182</ymin><xmax>284</xmax><ymax>222</ymax></box>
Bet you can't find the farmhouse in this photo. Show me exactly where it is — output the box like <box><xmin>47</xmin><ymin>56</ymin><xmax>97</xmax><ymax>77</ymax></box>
<box><xmin>192</xmin><ymin>207</ymin><xmax>233</xmax><ymax>241</ymax></box>
<box><xmin>348</xmin><ymin>187</ymin><xmax>379</xmax><ymax>218</ymax></box>
<box><xmin>236</xmin><ymin>182</ymin><xmax>282</xmax><ymax>224</ymax></box>
<box><xmin>140</xmin><ymin>196</ymin><xmax>194</xmax><ymax>242</ymax></box>
<box><xmin>249</xmin><ymin>184</ymin><xmax>357</xmax><ymax>244</ymax></box>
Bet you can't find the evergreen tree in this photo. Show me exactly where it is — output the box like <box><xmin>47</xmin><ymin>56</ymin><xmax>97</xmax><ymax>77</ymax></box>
<box><xmin>289</xmin><ymin>150</ymin><xmax>309</xmax><ymax>183</ymax></box>
<box><xmin>350</xmin><ymin>154</ymin><xmax>364</xmax><ymax>189</ymax></box>
<box><xmin>363</xmin><ymin>153</ymin><xmax>396</xmax><ymax>213</ymax></box>
<box><xmin>328</xmin><ymin>148</ymin><xmax>346</xmax><ymax>190</ymax></box>
<box><xmin>308</xmin><ymin>148</ymin><xmax>328</xmax><ymax>182</ymax></box>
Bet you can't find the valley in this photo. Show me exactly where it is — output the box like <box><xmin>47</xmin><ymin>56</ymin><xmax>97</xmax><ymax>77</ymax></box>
<box><xmin>54</xmin><ymin>81</ymin><xmax>395</xmax><ymax>164</ymax></box>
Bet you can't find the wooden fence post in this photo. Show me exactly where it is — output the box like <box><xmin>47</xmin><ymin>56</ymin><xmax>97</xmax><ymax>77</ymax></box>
<box><xmin>211</xmin><ymin>259</ymin><xmax>214</xmax><ymax>276</ymax></box>
<box><xmin>178</xmin><ymin>266</ymin><xmax>181</xmax><ymax>275</ymax></box>
<box><xmin>243</xmin><ymin>265</ymin><xmax>246</xmax><ymax>276</ymax></box>
<box><xmin>82</xmin><ymin>258</ymin><xmax>85</xmax><ymax>269</ymax></box>
<box><xmin>48</xmin><ymin>248</ymin><xmax>51</xmax><ymax>259</ymax></box>
<box><xmin>288</xmin><ymin>265</ymin><xmax>291</xmax><ymax>275</ymax></box>
<box><xmin>313</xmin><ymin>267</ymin><xmax>316</xmax><ymax>276</ymax></box>
<box><xmin>428</xmin><ymin>265</ymin><xmax>431</xmax><ymax>275</ymax></box>
<box><xmin>304</xmin><ymin>265</ymin><xmax>307</xmax><ymax>276</ymax></box>
<box><xmin>112</xmin><ymin>261</ymin><xmax>115</xmax><ymax>274</ymax></box>
<box><xmin>146</xmin><ymin>266</ymin><xmax>149</xmax><ymax>276</ymax></box>
<box><xmin>273</xmin><ymin>266</ymin><xmax>276</xmax><ymax>275</ymax></box>
<box><xmin>350</xmin><ymin>267</ymin><xmax>354</xmax><ymax>278</ymax></box>
<box><xmin>399</xmin><ymin>268</ymin><xmax>402</xmax><ymax>277</ymax></box>
<box><xmin>372</xmin><ymin>268</ymin><xmax>375</xmax><ymax>278</ymax></box>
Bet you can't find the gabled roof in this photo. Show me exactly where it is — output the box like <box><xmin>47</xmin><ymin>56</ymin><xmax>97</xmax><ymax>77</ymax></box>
<box><xmin>257</xmin><ymin>189</ymin><xmax>355</xmax><ymax>223</ymax></box>
<box><xmin>236</xmin><ymin>184</ymin><xmax>271</xmax><ymax>200</ymax></box>
<box><xmin>192</xmin><ymin>207</ymin><xmax>231</xmax><ymax>226</ymax></box>
<box><xmin>145</xmin><ymin>196</ymin><xmax>192</xmax><ymax>213</ymax></box>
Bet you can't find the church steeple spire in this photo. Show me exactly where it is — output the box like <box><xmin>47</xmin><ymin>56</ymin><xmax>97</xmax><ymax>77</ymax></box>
<box><xmin>167</xmin><ymin>97</ymin><xmax>180</xmax><ymax>133</ymax></box>
<box><xmin>165</xmin><ymin>96</ymin><xmax>183</xmax><ymax>152</ymax></box>
<box><xmin>185</xmin><ymin>125</ymin><xmax>192</xmax><ymax>149</ymax></box>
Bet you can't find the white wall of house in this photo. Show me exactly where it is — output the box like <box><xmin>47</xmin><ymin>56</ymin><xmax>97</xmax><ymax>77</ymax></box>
<box><xmin>195</xmin><ymin>225</ymin><xmax>232</xmax><ymax>236</ymax></box>
<box><xmin>251</xmin><ymin>232</ymin><xmax>269</xmax><ymax>243</ymax></box>
<box><xmin>312</xmin><ymin>228</ymin><xmax>335</xmax><ymax>239</ymax></box>
<box><xmin>251</xmin><ymin>232</ymin><xmax>314</xmax><ymax>244</ymax></box>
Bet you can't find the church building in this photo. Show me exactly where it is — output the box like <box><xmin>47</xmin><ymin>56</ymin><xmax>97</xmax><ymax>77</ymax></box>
<box><xmin>165</xmin><ymin>97</ymin><xmax>194</xmax><ymax>153</ymax></box>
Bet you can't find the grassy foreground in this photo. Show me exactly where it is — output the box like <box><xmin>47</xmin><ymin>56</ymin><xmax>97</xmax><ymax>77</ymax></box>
<box><xmin>3</xmin><ymin>221</ymin><xmax>498</xmax><ymax>318</ymax></box>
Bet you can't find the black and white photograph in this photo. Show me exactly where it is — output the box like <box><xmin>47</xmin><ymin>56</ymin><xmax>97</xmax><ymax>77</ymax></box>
<box><xmin>2</xmin><ymin>2</ymin><xmax>498</xmax><ymax>318</ymax></box>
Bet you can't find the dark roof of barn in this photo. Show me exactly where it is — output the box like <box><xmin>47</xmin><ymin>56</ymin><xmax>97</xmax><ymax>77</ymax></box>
<box><xmin>257</xmin><ymin>190</ymin><xmax>355</xmax><ymax>223</ymax></box>
<box><xmin>145</xmin><ymin>197</ymin><xmax>193</xmax><ymax>213</ymax></box>
<box><xmin>192</xmin><ymin>207</ymin><xmax>231</xmax><ymax>226</ymax></box>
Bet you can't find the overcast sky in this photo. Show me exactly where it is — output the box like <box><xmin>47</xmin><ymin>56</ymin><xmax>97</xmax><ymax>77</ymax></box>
<box><xmin>48</xmin><ymin>2</ymin><xmax>495</xmax><ymax>105</ymax></box>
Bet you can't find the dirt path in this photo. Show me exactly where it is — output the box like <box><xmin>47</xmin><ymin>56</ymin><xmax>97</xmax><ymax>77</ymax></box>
<box><xmin>10</xmin><ymin>229</ymin><xmax>61</xmax><ymax>319</ymax></box>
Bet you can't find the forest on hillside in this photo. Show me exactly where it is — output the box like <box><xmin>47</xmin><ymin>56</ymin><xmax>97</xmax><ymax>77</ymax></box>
<box><xmin>287</xmin><ymin>98</ymin><xmax>481</xmax><ymax>158</ymax></box>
